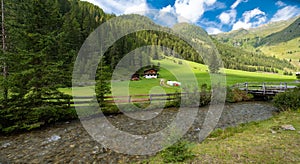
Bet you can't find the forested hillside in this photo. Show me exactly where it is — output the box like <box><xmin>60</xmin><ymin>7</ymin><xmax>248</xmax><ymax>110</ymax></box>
<box><xmin>213</xmin><ymin>39</ymin><xmax>295</xmax><ymax>72</ymax></box>
<box><xmin>0</xmin><ymin>0</ymin><xmax>114</xmax><ymax>132</ymax></box>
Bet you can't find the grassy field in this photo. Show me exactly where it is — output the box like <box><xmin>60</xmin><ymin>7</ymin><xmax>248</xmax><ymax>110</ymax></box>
<box><xmin>61</xmin><ymin>57</ymin><xmax>297</xmax><ymax>96</ymax></box>
<box><xmin>259</xmin><ymin>37</ymin><xmax>300</xmax><ymax>69</ymax></box>
<box><xmin>145</xmin><ymin>109</ymin><xmax>300</xmax><ymax>163</ymax></box>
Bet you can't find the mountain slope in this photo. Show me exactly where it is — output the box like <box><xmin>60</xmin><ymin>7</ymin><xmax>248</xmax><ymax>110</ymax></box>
<box><xmin>258</xmin><ymin>17</ymin><xmax>300</xmax><ymax>46</ymax></box>
<box><xmin>213</xmin><ymin>39</ymin><xmax>295</xmax><ymax>72</ymax></box>
<box><xmin>213</xmin><ymin>16</ymin><xmax>299</xmax><ymax>50</ymax></box>
<box><xmin>172</xmin><ymin>23</ymin><xmax>295</xmax><ymax>72</ymax></box>
<box><xmin>213</xmin><ymin>15</ymin><xmax>300</xmax><ymax>69</ymax></box>
<box><xmin>256</xmin><ymin>17</ymin><xmax>300</xmax><ymax>69</ymax></box>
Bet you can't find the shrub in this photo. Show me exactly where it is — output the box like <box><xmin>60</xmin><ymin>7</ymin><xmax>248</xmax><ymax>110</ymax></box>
<box><xmin>161</xmin><ymin>140</ymin><xmax>195</xmax><ymax>163</ymax></box>
<box><xmin>199</xmin><ymin>84</ymin><xmax>211</xmax><ymax>106</ymax></box>
<box><xmin>165</xmin><ymin>91</ymin><xmax>181</xmax><ymax>108</ymax></box>
<box><xmin>273</xmin><ymin>88</ymin><xmax>300</xmax><ymax>111</ymax></box>
<box><xmin>226</xmin><ymin>87</ymin><xmax>253</xmax><ymax>103</ymax></box>
<box><xmin>0</xmin><ymin>104</ymin><xmax>77</xmax><ymax>133</ymax></box>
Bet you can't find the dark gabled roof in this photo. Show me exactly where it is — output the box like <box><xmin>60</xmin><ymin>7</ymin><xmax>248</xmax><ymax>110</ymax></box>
<box><xmin>131</xmin><ymin>73</ymin><xmax>140</xmax><ymax>77</ymax></box>
<box><xmin>144</xmin><ymin>68</ymin><xmax>158</xmax><ymax>73</ymax></box>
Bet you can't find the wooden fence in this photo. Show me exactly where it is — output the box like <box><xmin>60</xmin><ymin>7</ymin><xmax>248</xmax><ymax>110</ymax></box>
<box><xmin>235</xmin><ymin>82</ymin><xmax>298</xmax><ymax>96</ymax></box>
<box><xmin>103</xmin><ymin>93</ymin><xmax>184</xmax><ymax>104</ymax></box>
<box><xmin>44</xmin><ymin>92</ymin><xmax>187</xmax><ymax>107</ymax></box>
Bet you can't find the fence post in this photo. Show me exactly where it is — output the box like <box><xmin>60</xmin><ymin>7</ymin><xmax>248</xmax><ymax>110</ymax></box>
<box><xmin>68</xmin><ymin>98</ymin><xmax>71</xmax><ymax>107</ymax></box>
<box><xmin>263</xmin><ymin>82</ymin><xmax>266</xmax><ymax>95</ymax></box>
<box><xmin>149</xmin><ymin>94</ymin><xmax>152</xmax><ymax>103</ymax></box>
<box><xmin>284</xmin><ymin>82</ymin><xmax>287</xmax><ymax>90</ymax></box>
<box><xmin>128</xmin><ymin>96</ymin><xmax>131</xmax><ymax>103</ymax></box>
<box><xmin>245</xmin><ymin>82</ymin><xmax>248</xmax><ymax>93</ymax></box>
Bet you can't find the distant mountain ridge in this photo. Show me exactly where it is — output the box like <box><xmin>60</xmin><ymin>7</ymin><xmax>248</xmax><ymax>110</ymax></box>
<box><xmin>213</xmin><ymin>15</ymin><xmax>300</xmax><ymax>69</ymax></box>
<box><xmin>258</xmin><ymin>17</ymin><xmax>300</xmax><ymax>46</ymax></box>
<box><xmin>215</xmin><ymin>16</ymin><xmax>299</xmax><ymax>40</ymax></box>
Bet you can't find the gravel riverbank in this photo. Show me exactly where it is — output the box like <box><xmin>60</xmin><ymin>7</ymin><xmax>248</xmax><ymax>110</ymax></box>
<box><xmin>0</xmin><ymin>102</ymin><xmax>278</xmax><ymax>163</ymax></box>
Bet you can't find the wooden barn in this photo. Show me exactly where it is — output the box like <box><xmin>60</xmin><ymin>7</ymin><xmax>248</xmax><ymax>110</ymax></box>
<box><xmin>131</xmin><ymin>73</ymin><xmax>140</xmax><ymax>81</ymax></box>
<box><xmin>143</xmin><ymin>69</ymin><xmax>158</xmax><ymax>79</ymax></box>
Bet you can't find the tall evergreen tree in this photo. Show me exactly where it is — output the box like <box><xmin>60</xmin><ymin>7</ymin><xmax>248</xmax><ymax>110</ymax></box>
<box><xmin>4</xmin><ymin>0</ymin><xmax>66</xmax><ymax>103</ymax></box>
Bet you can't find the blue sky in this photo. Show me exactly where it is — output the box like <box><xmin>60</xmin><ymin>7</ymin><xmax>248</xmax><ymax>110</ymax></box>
<box><xmin>83</xmin><ymin>0</ymin><xmax>300</xmax><ymax>34</ymax></box>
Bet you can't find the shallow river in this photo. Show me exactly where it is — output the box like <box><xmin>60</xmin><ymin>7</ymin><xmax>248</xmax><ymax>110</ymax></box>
<box><xmin>0</xmin><ymin>101</ymin><xmax>278</xmax><ymax>163</ymax></box>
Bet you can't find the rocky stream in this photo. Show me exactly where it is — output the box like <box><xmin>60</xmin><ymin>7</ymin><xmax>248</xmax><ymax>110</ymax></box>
<box><xmin>0</xmin><ymin>102</ymin><xmax>279</xmax><ymax>163</ymax></box>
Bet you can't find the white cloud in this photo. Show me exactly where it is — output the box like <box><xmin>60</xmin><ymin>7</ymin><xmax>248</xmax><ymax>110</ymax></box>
<box><xmin>205</xmin><ymin>0</ymin><xmax>217</xmax><ymax>6</ymax></box>
<box><xmin>160</xmin><ymin>5</ymin><xmax>174</xmax><ymax>13</ymax></box>
<box><xmin>83</xmin><ymin>0</ymin><xmax>149</xmax><ymax>15</ymax></box>
<box><xmin>232</xmin><ymin>8</ymin><xmax>266</xmax><ymax>30</ymax></box>
<box><xmin>231</xmin><ymin>0</ymin><xmax>248</xmax><ymax>9</ymax></box>
<box><xmin>206</xmin><ymin>27</ymin><xmax>223</xmax><ymax>34</ymax></box>
<box><xmin>206</xmin><ymin>1</ymin><xmax>226</xmax><ymax>11</ymax></box>
<box><xmin>174</xmin><ymin>0</ymin><xmax>216</xmax><ymax>23</ymax></box>
<box><xmin>218</xmin><ymin>0</ymin><xmax>247</xmax><ymax>26</ymax></box>
<box><xmin>243</xmin><ymin>8</ymin><xmax>265</xmax><ymax>22</ymax></box>
<box><xmin>271</xmin><ymin>6</ymin><xmax>300</xmax><ymax>22</ymax></box>
<box><xmin>232</xmin><ymin>21</ymin><xmax>251</xmax><ymax>30</ymax></box>
<box><xmin>154</xmin><ymin>6</ymin><xmax>179</xmax><ymax>27</ymax></box>
<box><xmin>84</xmin><ymin>0</ymin><xmax>218</xmax><ymax>24</ymax></box>
<box><xmin>199</xmin><ymin>18</ymin><xmax>222</xmax><ymax>27</ymax></box>
<box><xmin>174</xmin><ymin>0</ymin><xmax>204</xmax><ymax>23</ymax></box>
<box><xmin>219</xmin><ymin>9</ymin><xmax>237</xmax><ymax>24</ymax></box>
<box><xmin>124</xmin><ymin>2</ymin><xmax>148</xmax><ymax>14</ymax></box>
<box><xmin>275</xmin><ymin>1</ymin><xmax>286</xmax><ymax>7</ymax></box>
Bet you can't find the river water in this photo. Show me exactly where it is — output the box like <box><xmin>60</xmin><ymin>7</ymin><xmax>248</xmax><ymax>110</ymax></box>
<box><xmin>0</xmin><ymin>101</ymin><xmax>278</xmax><ymax>163</ymax></box>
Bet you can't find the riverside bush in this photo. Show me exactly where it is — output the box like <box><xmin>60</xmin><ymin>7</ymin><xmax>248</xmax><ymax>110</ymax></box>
<box><xmin>226</xmin><ymin>87</ymin><xmax>253</xmax><ymax>103</ymax></box>
<box><xmin>161</xmin><ymin>140</ymin><xmax>195</xmax><ymax>163</ymax></box>
<box><xmin>273</xmin><ymin>87</ymin><xmax>300</xmax><ymax>111</ymax></box>
<box><xmin>0</xmin><ymin>104</ymin><xmax>77</xmax><ymax>133</ymax></box>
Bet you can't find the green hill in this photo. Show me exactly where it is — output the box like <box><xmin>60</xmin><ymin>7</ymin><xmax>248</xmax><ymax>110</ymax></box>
<box><xmin>213</xmin><ymin>17</ymin><xmax>297</xmax><ymax>50</ymax></box>
<box><xmin>258</xmin><ymin>17</ymin><xmax>300</xmax><ymax>46</ymax></box>
<box><xmin>259</xmin><ymin>37</ymin><xmax>300</xmax><ymax>69</ymax></box>
<box><xmin>257</xmin><ymin>17</ymin><xmax>300</xmax><ymax>69</ymax></box>
<box><xmin>213</xmin><ymin>39</ymin><xmax>295</xmax><ymax>72</ymax></box>
<box><xmin>213</xmin><ymin>16</ymin><xmax>300</xmax><ymax>69</ymax></box>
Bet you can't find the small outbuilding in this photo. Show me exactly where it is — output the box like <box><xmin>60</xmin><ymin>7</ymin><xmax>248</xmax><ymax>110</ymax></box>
<box><xmin>167</xmin><ymin>80</ymin><xmax>181</xmax><ymax>86</ymax></box>
<box><xmin>131</xmin><ymin>73</ymin><xmax>140</xmax><ymax>81</ymax></box>
<box><xmin>144</xmin><ymin>69</ymin><xmax>159</xmax><ymax>79</ymax></box>
<box><xmin>296</xmin><ymin>72</ymin><xmax>300</xmax><ymax>79</ymax></box>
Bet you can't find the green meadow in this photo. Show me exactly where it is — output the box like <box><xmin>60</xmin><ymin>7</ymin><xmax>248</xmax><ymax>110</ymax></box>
<box><xmin>259</xmin><ymin>38</ymin><xmax>300</xmax><ymax>69</ymax></box>
<box><xmin>61</xmin><ymin>57</ymin><xmax>297</xmax><ymax>96</ymax></box>
<box><xmin>145</xmin><ymin>110</ymin><xmax>300</xmax><ymax>163</ymax></box>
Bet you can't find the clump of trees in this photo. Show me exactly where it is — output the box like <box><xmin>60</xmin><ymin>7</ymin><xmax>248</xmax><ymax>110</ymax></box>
<box><xmin>283</xmin><ymin>71</ymin><xmax>293</xmax><ymax>76</ymax></box>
